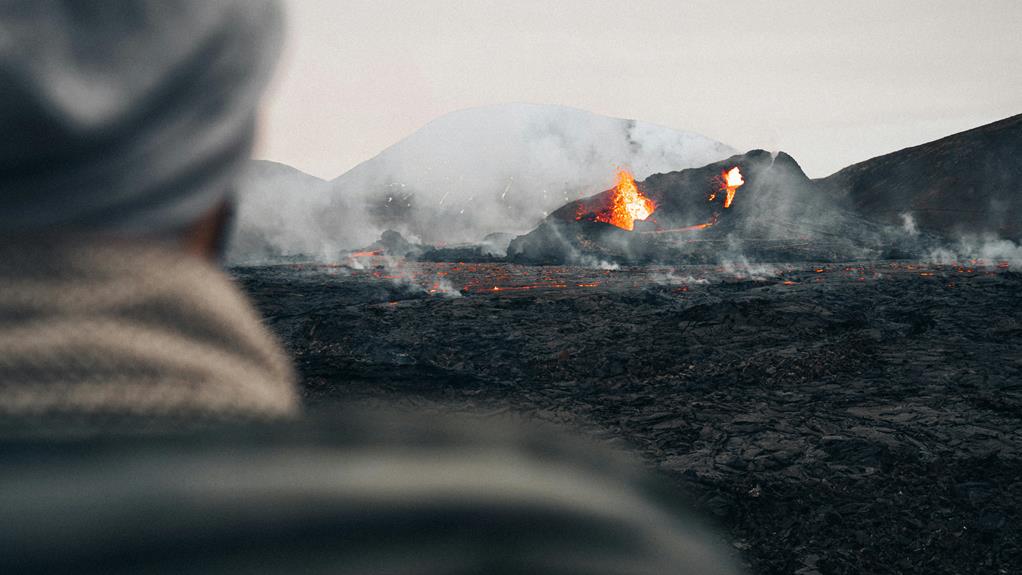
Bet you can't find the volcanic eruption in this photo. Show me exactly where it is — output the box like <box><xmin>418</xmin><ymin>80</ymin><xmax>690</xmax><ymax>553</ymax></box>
<box><xmin>721</xmin><ymin>166</ymin><xmax>744</xmax><ymax>209</ymax></box>
<box><xmin>579</xmin><ymin>169</ymin><xmax>656</xmax><ymax>231</ymax></box>
<box><xmin>509</xmin><ymin>150</ymin><xmax>909</xmax><ymax>264</ymax></box>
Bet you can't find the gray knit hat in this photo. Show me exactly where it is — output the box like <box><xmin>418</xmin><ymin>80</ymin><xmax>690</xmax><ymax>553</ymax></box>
<box><xmin>0</xmin><ymin>0</ymin><xmax>282</xmax><ymax>235</ymax></box>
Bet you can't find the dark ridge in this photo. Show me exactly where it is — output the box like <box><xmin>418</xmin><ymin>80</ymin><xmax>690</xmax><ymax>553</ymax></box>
<box><xmin>816</xmin><ymin>114</ymin><xmax>1022</xmax><ymax>239</ymax></box>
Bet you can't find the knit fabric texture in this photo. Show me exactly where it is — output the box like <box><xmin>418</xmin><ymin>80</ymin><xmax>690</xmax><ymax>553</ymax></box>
<box><xmin>0</xmin><ymin>240</ymin><xmax>299</xmax><ymax>419</ymax></box>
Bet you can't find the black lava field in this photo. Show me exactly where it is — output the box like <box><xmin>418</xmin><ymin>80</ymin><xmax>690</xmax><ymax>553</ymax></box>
<box><xmin>235</xmin><ymin>260</ymin><xmax>1022</xmax><ymax>575</ymax></box>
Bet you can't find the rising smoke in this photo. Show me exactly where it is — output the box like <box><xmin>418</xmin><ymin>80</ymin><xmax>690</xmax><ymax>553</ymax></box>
<box><xmin>926</xmin><ymin>235</ymin><xmax>1022</xmax><ymax>265</ymax></box>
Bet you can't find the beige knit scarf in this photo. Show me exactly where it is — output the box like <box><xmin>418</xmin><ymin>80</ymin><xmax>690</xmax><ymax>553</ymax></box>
<box><xmin>0</xmin><ymin>240</ymin><xmax>299</xmax><ymax>419</ymax></box>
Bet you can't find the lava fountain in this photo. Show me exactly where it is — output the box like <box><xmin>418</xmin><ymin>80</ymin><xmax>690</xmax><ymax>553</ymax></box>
<box><xmin>722</xmin><ymin>167</ymin><xmax>744</xmax><ymax>208</ymax></box>
<box><xmin>591</xmin><ymin>169</ymin><xmax>656</xmax><ymax>231</ymax></box>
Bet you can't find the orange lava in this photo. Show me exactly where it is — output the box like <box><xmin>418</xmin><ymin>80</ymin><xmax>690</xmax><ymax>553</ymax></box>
<box><xmin>721</xmin><ymin>167</ymin><xmax>744</xmax><ymax>209</ymax></box>
<box><xmin>642</xmin><ymin>214</ymin><xmax>719</xmax><ymax>234</ymax></box>
<box><xmin>489</xmin><ymin>284</ymin><xmax>568</xmax><ymax>293</ymax></box>
<box><xmin>640</xmin><ymin>166</ymin><xmax>743</xmax><ymax>234</ymax></box>
<box><xmin>591</xmin><ymin>169</ymin><xmax>656</xmax><ymax>231</ymax></box>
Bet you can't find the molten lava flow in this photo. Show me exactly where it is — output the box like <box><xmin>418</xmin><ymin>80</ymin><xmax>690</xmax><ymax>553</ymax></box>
<box><xmin>593</xmin><ymin>169</ymin><xmax>656</xmax><ymax>231</ymax></box>
<box><xmin>721</xmin><ymin>167</ymin><xmax>744</xmax><ymax>208</ymax></box>
<box><xmin>642</xmin><ymin>213</ymin><xmax>718</xmax><ymax>234</ymax></box>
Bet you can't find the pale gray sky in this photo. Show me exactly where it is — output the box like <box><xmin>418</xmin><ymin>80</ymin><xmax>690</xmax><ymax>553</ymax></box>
<box><xmin>255</xmin><ymin>0</ymin><xmax>1021</xmax><ymax>180</ymax></box>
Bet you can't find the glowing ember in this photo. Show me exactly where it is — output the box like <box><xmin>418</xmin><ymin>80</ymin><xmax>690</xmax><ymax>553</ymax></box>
<box><xmin>721</xmin><ymin>167</ymin><xmax>744</xmax><ymax>208</ymax></box>
<box><xmin>593</xmin><ymin>169</ymin><xmax>656</xmax><ymax>231</ymax></box>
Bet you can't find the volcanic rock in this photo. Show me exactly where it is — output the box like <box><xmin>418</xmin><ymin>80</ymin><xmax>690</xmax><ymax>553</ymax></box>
<box><xmin>352</xmin><ymin>230</ymin><xmax>510</xmax><ymax>263</ymax></box>
<box><xmin>374</xmin><ymin>229</ymin><xmax>423</xmax><ymax>258</ymax></box>
<box><xmin>233</xmin><ymin>260</ymin><xmax>1022</xmax><ymax>575</ymax></box>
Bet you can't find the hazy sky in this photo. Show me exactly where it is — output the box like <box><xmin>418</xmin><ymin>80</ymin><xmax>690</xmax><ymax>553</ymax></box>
<box><xmin>255</xmin><ymin>0</ymin><xmax>1021</xmax><ymax>180</ymax></box>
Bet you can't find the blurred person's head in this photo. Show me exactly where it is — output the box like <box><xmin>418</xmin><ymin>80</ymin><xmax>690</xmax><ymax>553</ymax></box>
<box><xmin>0</xmin><ymin>1</ymin><xmax>299</xmax><ymax>420</ymax></box>
<box><xmin>0</xmin><ymin>0</ymin><xmax>283</xmax><ymax>260</ymax></box>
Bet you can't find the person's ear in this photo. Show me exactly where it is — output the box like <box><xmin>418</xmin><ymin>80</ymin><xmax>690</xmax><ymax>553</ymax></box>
<box><xmin>181</xmin><ymin>200</ymin><xmax>235</xmax><ymax>262</ymax></box>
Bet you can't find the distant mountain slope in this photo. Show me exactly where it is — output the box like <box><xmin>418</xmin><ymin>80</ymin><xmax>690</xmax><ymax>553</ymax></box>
<box><xmin>817</xmin><ymin>114</ymin><xmax>1022</xmax><ymax>239</ymax></box>
<box><xmin>230</xmin><ymin>104</ymin><xmax>736</xmax><ymax>260</ymax></box>
<box><xmin>323</xmin><ymin>103</ymin><xmax>736</xmax><ymax>248</ymax></box>
<box><xmin>227</xmin><ymin>160</ymin><xmax>329</xmax><ymax>263</ymax></box>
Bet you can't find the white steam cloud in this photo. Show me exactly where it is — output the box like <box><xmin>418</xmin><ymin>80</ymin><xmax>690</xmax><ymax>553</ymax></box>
<box><xmin>900</xmin><ymin>212</ymin><xmax>919</xmax><ymax>237</ymax></box>
<box><xmin>229</xmin><ymin>103</ymin><xmax>735</xmax><ymax>263</ymax></box>
<box><xmin>926</xmin><ymin>235</ymin><xmax>1022</xmax><ymax>265</ymax></box>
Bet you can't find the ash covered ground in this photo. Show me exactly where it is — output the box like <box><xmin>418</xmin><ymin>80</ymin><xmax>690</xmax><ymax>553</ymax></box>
<box><xmin>234</xmin><ymin>260</ymin><xmax>1022</xmax><ymax>575</ymax></box>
